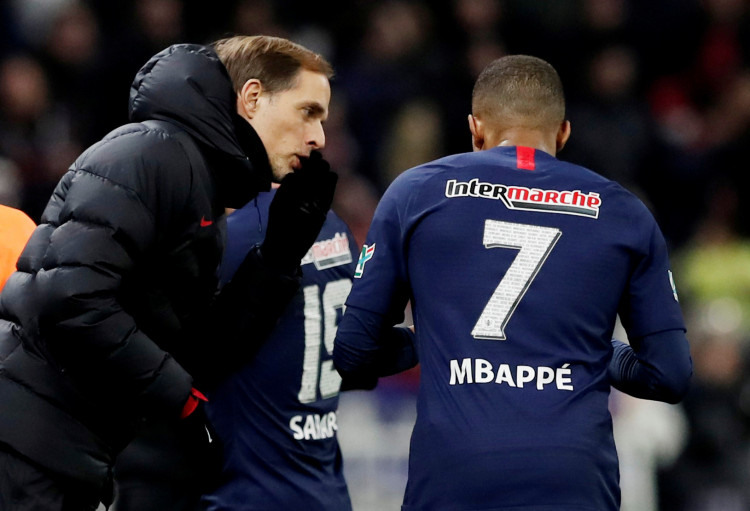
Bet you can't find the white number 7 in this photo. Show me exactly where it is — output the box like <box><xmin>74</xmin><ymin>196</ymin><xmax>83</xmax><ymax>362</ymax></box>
<box><xmin>472</xmin><ymin>220</ymin><xmax>561</xmax><ymax>340</ymax></box>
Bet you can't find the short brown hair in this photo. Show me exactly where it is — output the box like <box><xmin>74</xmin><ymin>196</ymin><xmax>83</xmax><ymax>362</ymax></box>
<box><xmin>472</xmin><ymin>55</ymin><xmax>565</xmax><ymax>130</ymax></box>
<box><xmin>212</xmin><ymin>35</ymin><xmax>334</xmax><ymax>94</ymax></box>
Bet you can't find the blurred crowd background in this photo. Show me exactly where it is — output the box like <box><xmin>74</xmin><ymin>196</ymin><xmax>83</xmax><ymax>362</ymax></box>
<box><xmin>2</xmin><ymin>0</ymin><xmax>750</xmax><ymax>510</ymax></box>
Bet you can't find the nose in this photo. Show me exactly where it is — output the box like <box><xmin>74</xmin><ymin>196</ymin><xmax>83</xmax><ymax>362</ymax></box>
<box><xmin>308</xmin><ymin>121</ymin><xmax>325</xmax><ymax>150</ymax></box>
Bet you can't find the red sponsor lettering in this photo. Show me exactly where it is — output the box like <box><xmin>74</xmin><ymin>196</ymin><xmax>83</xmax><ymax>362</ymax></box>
<box><xmin>544</xmin><ymin>190</ymin><xmax>559</xmax><ymax>203</ymax></box>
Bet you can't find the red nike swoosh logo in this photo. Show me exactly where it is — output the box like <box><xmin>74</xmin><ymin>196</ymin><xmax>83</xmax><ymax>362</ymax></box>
<box><xmin>200</xmin><ymin>216</ymin><xmax>213</xmax><ymax>227</ymax></box>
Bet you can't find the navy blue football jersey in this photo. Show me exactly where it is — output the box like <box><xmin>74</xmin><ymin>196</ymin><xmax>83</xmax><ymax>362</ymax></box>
<box><xmin>201</xmin><ymin>191</ymin><xmax>359</xmax><ymax>511</ymax></box>
<box><xmin>341</xmin><ymin>146</ymin><xmax>685</xmax><ymax>511</ymax></box>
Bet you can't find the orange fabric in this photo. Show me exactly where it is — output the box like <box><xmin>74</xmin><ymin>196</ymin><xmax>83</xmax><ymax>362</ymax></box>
<box><xmin>0</xmin><ymin>205</ymin><xmax>36</xmax><ymax>292</ymax></box>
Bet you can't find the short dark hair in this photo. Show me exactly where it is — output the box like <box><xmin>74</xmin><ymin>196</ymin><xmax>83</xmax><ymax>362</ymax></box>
<box><xmin>472</xmin><ymin>55</ymin><xmax>565</xmax><ymax>130</ymax></box>
<box><xmin>212</xmin><ymin>35</ymin><xmax>334</xmax><ymax>95</ymax></box>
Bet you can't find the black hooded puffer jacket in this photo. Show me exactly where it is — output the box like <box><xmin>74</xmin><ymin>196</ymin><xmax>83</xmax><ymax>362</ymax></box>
<box><xmin>0</xmin><ymin>44</ymin><xmax>284</xmax><ymax>493</ymax></box>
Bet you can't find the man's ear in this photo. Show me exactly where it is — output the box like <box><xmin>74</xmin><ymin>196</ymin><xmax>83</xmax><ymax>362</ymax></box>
<box><xmin>556</xmin><ymin>120</ymin><xmax>571</xmax><ymax>153</ymax></box>
<box><xmin>468</xmin><ymin>114</ymin><xmax>484</xmax><ymax>152</ymax></box>
<box><xmin>237</xmin><ymin>79</ymin><xmax>263</xmax><ymax>119</ymax></box>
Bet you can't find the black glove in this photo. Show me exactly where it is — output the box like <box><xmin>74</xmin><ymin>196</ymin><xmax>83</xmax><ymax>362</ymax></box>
<box><xmin>260</xmin><ymin>151</ymin><xmax>338</xmax><ymax>272</ymax></box>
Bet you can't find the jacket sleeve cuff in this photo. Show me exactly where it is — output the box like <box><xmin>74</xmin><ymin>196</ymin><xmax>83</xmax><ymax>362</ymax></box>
<box><xmin>140</xmin><ymin>354</ymin><xmax>193</xmax><ymax>419</ymax></box>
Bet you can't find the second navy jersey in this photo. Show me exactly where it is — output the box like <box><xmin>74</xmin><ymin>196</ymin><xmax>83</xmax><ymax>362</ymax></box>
<box><xmin>344</xmin><ymin>146</ymin><xmax>685</xmax><ymax>511</ymax></box>
<box><xmin>202</xmin><ymin>191</ymin><xmax>359</xmax><ymax>511</ymax></box>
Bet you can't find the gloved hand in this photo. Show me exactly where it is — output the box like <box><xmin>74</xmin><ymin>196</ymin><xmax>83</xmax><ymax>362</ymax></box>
<box><xmin>260</xmin><ymin>151</ymin><xmax>338</xmax><ymax>272</ymax></box>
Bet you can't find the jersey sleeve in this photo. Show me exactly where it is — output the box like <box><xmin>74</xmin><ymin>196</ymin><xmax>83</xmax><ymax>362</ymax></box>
<box><xmin>618</xmin><ymin>209</ymin><xmax>686</xmax><ymax>338</ymax></box>
<box><xmin>343</xmin><ymin>181</ymin><xmax>411</xmax><ymax>317</ymax></box>
<box><xmin>335</xmin><ymin>303</ymin><xmax>417</xmax><ymax>379</ymax></box>
<box><xmin>609</xmin><ymin>331</ymin><xmax>692</xmax><ymax>403</ymax></box>
<box><xmin>334</xmin><ymin>175</ymin><xmax>415</xmax><ymax>376</ymax></box>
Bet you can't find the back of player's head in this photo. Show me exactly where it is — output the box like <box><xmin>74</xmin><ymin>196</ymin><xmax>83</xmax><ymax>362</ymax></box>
<box><xmin>213</xmin><ymin>35</ymin><xmax>334</xmax><ymax>95</ymax></box>
<box><xmin>472</xmin><ymin>55</ymin><xmax>565</xmax><ymax>131</ymax></box>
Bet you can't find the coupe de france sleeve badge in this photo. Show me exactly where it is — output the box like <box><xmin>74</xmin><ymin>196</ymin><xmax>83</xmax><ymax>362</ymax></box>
<box><xmin>354</xmin><ymin>244</ymin><xmax>375</xmax><ymax>278</ymax></box>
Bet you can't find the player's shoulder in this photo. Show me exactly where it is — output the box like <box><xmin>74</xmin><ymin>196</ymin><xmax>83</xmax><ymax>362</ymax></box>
<box><xmin>557</xmin><ymin>159</ymin><xmax>658</xmax><ymax>230</ymax></box>
<box><xmin>301</xmin><ymin>209</ymin><xmax>357</xmax><ymax>281</ymax></box>
<box><xmin>227</xmin><ymin>192</ymin><xmax>270</xmax><ymax>225</ymax></box>
<box><xmin>552</xmin><ymin>156</ymin><xmax>617</xmax><ymax>186</ymax></box>
<box><xmin>556</xmin><ymin>158</ymin><xmax>645</xmax><ymax>201</ymax></box>
<box><xmin>385</xmin><ymin>151</ymin><xmax>475</xmax><ymax>196</ymax></box>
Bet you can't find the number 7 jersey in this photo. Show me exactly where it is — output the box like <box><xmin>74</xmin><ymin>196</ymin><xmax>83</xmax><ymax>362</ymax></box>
<box><xmin>342</xmin><ymin>146</ymin><xmax>685</xmax><ymax>511</ymax></box>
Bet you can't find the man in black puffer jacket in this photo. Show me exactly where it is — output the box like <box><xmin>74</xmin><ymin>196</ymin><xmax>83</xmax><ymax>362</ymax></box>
<box><xmin>0</xmin><ymin>36</ymin><xmax>337</xmax><ymax>510</ymax></box>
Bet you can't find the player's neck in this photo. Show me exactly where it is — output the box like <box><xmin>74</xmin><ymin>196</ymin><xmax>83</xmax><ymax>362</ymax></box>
<box><xmin>491</xmin><ymin>128</ymin><xmax>558</xmax><ymax>157</ymax></box>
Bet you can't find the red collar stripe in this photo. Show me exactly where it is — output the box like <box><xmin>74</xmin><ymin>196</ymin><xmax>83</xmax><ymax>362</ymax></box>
<box><xmin>516</xmin><ymin>146</ymin><xmax>536</xmax><ymax>170</ymax></box>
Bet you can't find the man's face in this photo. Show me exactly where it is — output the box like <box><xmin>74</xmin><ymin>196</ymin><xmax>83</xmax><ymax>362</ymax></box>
<box><xmin>246</xmin><ymin>69</ymin><xmax>331</xmax><ymax>182</ymax></box>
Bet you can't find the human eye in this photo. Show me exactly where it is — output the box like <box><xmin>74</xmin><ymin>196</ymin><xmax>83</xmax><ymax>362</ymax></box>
<box><xmin>302</xmin><ymin>104</ymin><xmax>323</xmax><ymax>120</ymax></box>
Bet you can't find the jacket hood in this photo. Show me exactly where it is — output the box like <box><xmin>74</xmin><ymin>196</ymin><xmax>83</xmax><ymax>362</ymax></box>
<box><xmin>129</xmin><ymin>44</ymin><xmax>271</xmax><ymax>207</ymax></box>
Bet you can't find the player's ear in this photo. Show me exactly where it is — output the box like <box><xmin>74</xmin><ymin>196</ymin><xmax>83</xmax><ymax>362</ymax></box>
<box><xmin>468</xmin><ymin>114</ymin><xmax>484</xmax><ymax>152</ymax></box>
<box><xmin>556</xmin><ymin>120</ymin><xmax>571</xmax><ymax>153</ymax></box>
<box><xmin>237</xmin><ymin>79</ymin><xmax>263</xmax><ymax>119</ymax></box>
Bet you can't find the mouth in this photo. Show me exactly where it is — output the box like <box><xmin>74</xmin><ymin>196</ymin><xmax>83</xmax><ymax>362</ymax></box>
<box><xmin>291</xmin><ymin>155</ymin><xmax>302</xmax><ymax>170</ymax></box>
<box><xmin>293</xmin><ymin>153</ymin><xmax>312</xmax><ymax>170</ymax></box>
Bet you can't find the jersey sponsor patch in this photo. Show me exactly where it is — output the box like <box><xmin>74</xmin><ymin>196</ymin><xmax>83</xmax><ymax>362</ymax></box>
<box><xmin>354</xmin><ymin>244</ymin><xmax>375</xmax><ymax>278</ymax></box>
<box><xmin>301</xmin><ymin>232</ymin><xmax>353</xmax><ymax>270</ymax></box>
<box><xmin>445</xmin><ymin>178</ymin><xmax>602</xmax><ymax>218</ymax></box>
